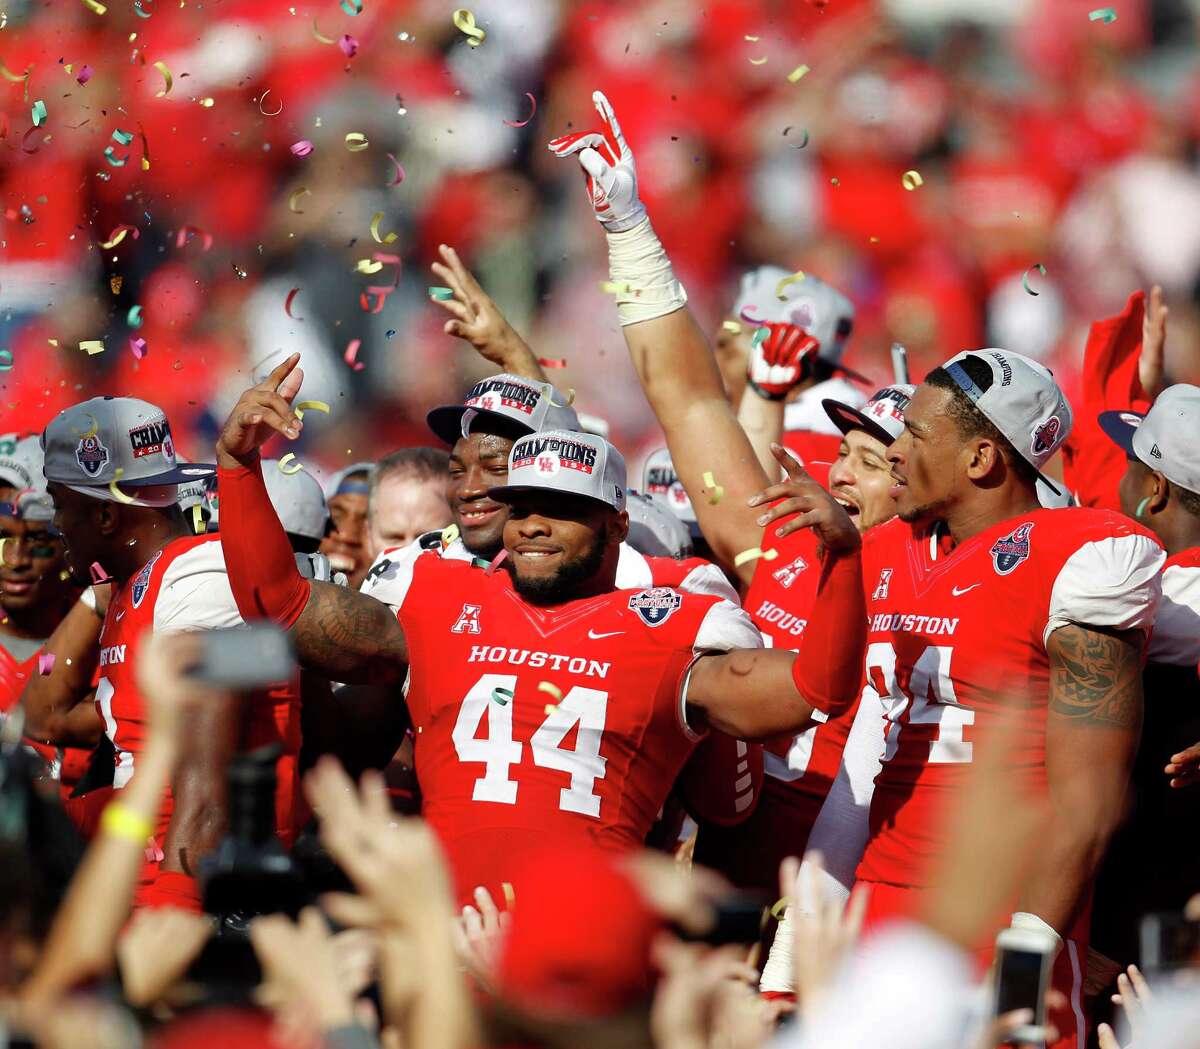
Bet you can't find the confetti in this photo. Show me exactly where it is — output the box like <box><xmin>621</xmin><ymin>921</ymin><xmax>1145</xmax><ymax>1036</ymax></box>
<box><xmin>103</xmin><ymin>146</ymin><xmax>127</xmax><ymax>166</ymax></box>
<box><xmin>750</xmin><ymin>327</ymin><xmax>769</xmax><ymax>350</ymax></box>
<box><xmin>79</xmin><ymin>340</ymin><xmax>105</xmax><ymax>355</ymax></box>
<box><xmin>344</xmin><ymin>339</ymin><xmax>364</xmax><ymax>371</ymax></box>
<box><xmin>599</xmin><ymin>280</ymin><xmax>639</xmax><ymax>296</ymax></box>
<box><xmin>284</xmin><ymin>286</ymin><xmax>303</xmax><ymax>319</ymax></box>
<box><xmin>733</xmin><ymin>547</ymin><xmax>779</xmax><ymax>567</ymax></box>
<box><xmin>100</xmin><ymin>224</ymin><xmax>139</xmax><ymax>249</ymax></box>
<box><xmin>38</xmin><ymin>653</ymin><xmax>55</xmax><ymax>676</ymax></box>
<box><xmin>503</xmin><ymin>91</ymin><xmax>537</xmax><ymax>128</ymax></box>
<box><xmin>197</xmin><ymin>97</ymin><xmax>214</xmax><ymax>108</ymax></box>
<box><xmin>491</xmin><ymin>686</ymin><xmax>513</xmax><ymax>705</ymax></box>
<box><xmin>721</xmin><ymin>320</ymin><xmax>743</xmax><ymax>334</ymax></box>
<box><xmin>127</xmin><ymin>305</ymin><xmax>143</xmax><ymax>328</ymax></box>
<box><xmin>501</xmin><ymin>882</ymin><xmax>515</xmax><ymax>908</ymax></box>
<box><xmin>112</xmin><ymin>127</ymin><xmax>134</xmax><ymax>146</ymax></box>
<box><xmin>1088</xmin><ymin>7</ymin><xmax>1117</xmax><ymax>22</ymax></box>
<box><xmin>137</xmin><ymin>122</ymin><xmax>151</xmax><ymax>170</ymax></box>
<box><xmin>31</xmin><ymin>99</ymin><xmax>46</xmax><ymax>126</ymax></box>
<box><xmin>340</xmin><ymin>0</ymin><xmax>362</xmax><ymax>12</ymax></box>
<box><xmin>344</xmin><ymin>131</ymin><xmax>368</xmax><ymax>151</ymax></box>
<box><xmin>749</xmin><ymin>56</ymin><xmax>768</xmax><ymax>65</ymax></box>
<box><xmin>89</xmin><ymin>562</ymin><xmax>111</xmax><ymax>584</ymax></box>
<box><xmin>441</xmin><ymin>524</ymin><xmax>460</xmax><ymax>547</ymax></box>
<box><xmin>485</xmin><ymin>548</ymin><xmax>508</xmax><ymax>574</ymax></box>
<box><xmin>744</xmin><ymin>34</ymin><xmax>760</xmax><ymax>41</ymax></box>
<box><xmin>175</xmin><ymin>225</ymin><xmax>213</xmax><ymax>250</ymax></box>
<box><xmin>538</xmin><ymin>357</ymin><xmax>567</xmax><ymax>369</ymax></box>
<box><xmin>786</xmin><ymin>64</ymin><xmax>809</xmax><ymax>83</ymax></box>
<box><xmin>774</xmin><ymin>271</ymin><xmax>806</xmax><ymax>299</ymax></box>
<box><xmin>369</xmin><ymin>211</ymin><xmax>398</xmax><ymax>244</ymax></box>
<box><xmin>452</xmin><ymin>8</ymin><xmax>485</xmax><ymax>47</ymax></box>
<box><xmin>258</xmin><ymin>89</ymin><xmax>283</xmax><ymax>116</ymax></box>
<box><xmin>288</xmin><ymin>187</ymin><xmax>310</xmax><ymax>213</ymax></box>
<box><xmin>133</xmin><ymin>0</ymin><xmax>152</xmax><ymax>15</ymax></box>
<box><xmin>277</xmin><ymin>453</ymin><xmax>303</xmax><ymax>475</ymax></box>
<box><xmin>294</xmin><ymin>400</ymin><xmax>330</xmax><ymax>419</ymax></box>
<box><xmin>770</xmin><ymin>895</ymin><xmax>790</xmax><ymax>919</ymax></box>
<box><xmin>428</xmin><ymin>286</ymin><xmax>454</xmax><ymax>300</ymax></box>
<box><xmin>0</xmin><ymin>62</ymin><xmax>29</xmax><ymax>84</ymax></box>
<box><xmin>386</xmin><ymin>152</ymin><xmax>405</xmax><ymax>185</ymax></box>
<box><xmin>901</xmin><ymin>170</ymin><xmax>923</xmax><ymax>190</ymax></box>
<box><xmin>129</xmin><ymin>336</ymin><xmax>147</xmax><ymax>360</ymax></box>
<box><xmin>356</xmin><ymin>259</ymin><xmax>384</xmax><ymax>274</ymax></box>
<box><xmin>544</xmin><ymin>704</ymin><xmax>558</xmax><ymax>716</ymax></box>
<box><xmin>1022</xmin><ymin>263</ymin><xmax>1046</xmax><ymax>296</ymax></box>
<box><xmin>312</xmin><ymin>18</ymin><xmax>335</xmax><ymax>44</ymax></box>
<box><xmin>0</xmin><ymin>350</ymin><xmax>11</xmax><ymax>371</ymax></box>
<box><xmin>76</xmin><ymin>65</ymin><xmax>94</xmax><ymax>85</ymax></box>
<box><xmin>108</xmin><ymin>466</ymin><xmax>135</xmax><ymax>504</ymax></box>
<box><xmin>291</xmin><ymin>139</ymin><xmax>314</xmax><ymax>157</ymax></box>
<box><xmin>81</xmin><ymin>0</ymin><xmax>107</xmax><ymax>13</ymax></box>
<box><xmin>538</xmin><ymin>681</ymin><xmax>563</xmax><ymax>702</ymax></box>
<box><xmin>191</xmin><ymin>504</ymin><xmax>204</xmax><ymax>534</ymax></box>
<box><xmin>702</xmin><ymin>470</ymin><xmax>724</xmax><ymax>505</ymax></box>
<box><xmin>152</xmin><ymin>59</ymin><xmax>172</xmax><ymax>96</ymax></box>
<box><xmin>783</xmin><ymin>126</ymin><xmax>809</xmax><ymax>148</ymax></box>
<box><xmin>339</xmin><ymin>34</ymin><xmax>358</xmax><ymax>58</ymax></box>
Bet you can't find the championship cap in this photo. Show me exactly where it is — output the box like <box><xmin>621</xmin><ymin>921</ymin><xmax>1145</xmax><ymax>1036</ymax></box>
<box><xmin>822</xmin><ymin>383</ymin><xmax>915</xmax><ymax>446</ymax></box>
<box><xmin>325</xmin><ymin>461</ymin><xmax>374</xmax><ymax>501</ymax></box>
<box><xmin>642</xmin><ymin>447</ymin><xmax>698</xmax><ymax>535</ymax></box>
<box><xmin>733</xmin><ymin>266</ymin><xmax>856</xmax><ymax>369</ymax></box>
<box><xmin>41</xmin><ymin>397</ymin><xmax>215</xmax><ymax>505</ymax></box>
<box><xmin>625</xmin><ymin>490</ymin><xmax>693</xmax><ymax>559</ymax></box>
<box><xmin>940</xmin><ymin>349</ymin><xmax>1072</xmax><ymax>494</ymax></box>
<box><xmin>489</xmin><ymin>430</ymin><xmax>626</xmax><ymax>512</ymax></box>
<box><xmin>426</xmin><ymin>373</ymin><xmax>580</xmax><ymax>446</ymax></box>
<box><xmin>0</xmin><ymin>433</ymin><xmax>54</xmax><ymax>521</ymax></box>
<box><xmin>1099</xmin><ymin>384</ymin><xmax>1200</xmax><ymax>496</ymax></box>
<box><xmin>263</xmin><ymin>459</ymin><xmax>330</xmax><ymax>541</ymax></box>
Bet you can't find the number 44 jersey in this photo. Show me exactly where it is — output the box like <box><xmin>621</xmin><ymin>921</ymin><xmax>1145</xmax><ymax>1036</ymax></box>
<box><xmin>366</xmin><ymin>550</ymin><xmax>763</xmax><ymax>901</ymax></box>
<box><xmin>856</xmin><ymin>507</ymin><xmax>1163</xmax><ymax>890</ymax></box>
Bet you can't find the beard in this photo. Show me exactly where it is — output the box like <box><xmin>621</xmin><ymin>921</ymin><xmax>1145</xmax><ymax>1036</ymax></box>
<box><xmin>897</xmin><ymin>496</ymin><xmax>950</xmax><ymax>526</ymax></box>
<box><xmin>510</xmin><ymin>532</ymin><xmax>607</xmax><ymax>605</ymax></box>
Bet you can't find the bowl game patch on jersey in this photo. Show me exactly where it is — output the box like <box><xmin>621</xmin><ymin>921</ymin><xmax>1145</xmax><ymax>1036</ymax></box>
<box><xmin>627</xmin><ymin>587</ymin><xmax>682</xmax><ymax>626</ymax></box>
<box><xmin>989</xmin><ymin>521</ymin><xmax>1033</xmax><ymax>576</ymax></box>
<box><xmin>131</xmin><ymin>549</ymin><xmax>164</xmax><ymax>608</ymax></box>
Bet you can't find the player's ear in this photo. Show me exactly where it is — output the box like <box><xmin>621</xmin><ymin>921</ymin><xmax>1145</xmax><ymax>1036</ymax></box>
<box><xmin>964</xmin><ymin>437</ymin><xmax>1002</xmax><ymax>482</ymax></box>
<box><xmin>95</xmin><ymin>500</ymin><xmax>122</xmax><ymax>537</ymax></box>
<box><xmin>1153</xmin><ymin>472</ymin><xmax>1173</xmax><ymax>514</ymax></box>
<box><xmin>609</xmin><ymin>509</ymin><xmax>629</xmax><ymax>546</ymax></box>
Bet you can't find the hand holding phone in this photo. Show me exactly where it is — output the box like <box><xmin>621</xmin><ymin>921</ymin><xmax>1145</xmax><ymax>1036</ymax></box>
<box><xmin>992</xmin><ymin>926</ymin><xmax>1058</xmax><ymax>1044</ymax></box>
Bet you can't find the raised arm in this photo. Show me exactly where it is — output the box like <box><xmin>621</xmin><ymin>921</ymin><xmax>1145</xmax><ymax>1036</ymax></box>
<box><xmin>548</xmin><ymin>92</ymin><xmax>767</xmax><ymax>584</ymax></box>
<box><xmin>1017</xmin><ymin>623</ymin><xmax>1143</xmax><ymax>936</ymax></box>
<box><xmin>429</xmin><ymin>243</ymin><xmax>548</xmax><ymax>383</ymax></box>
<box><xmin>215</xmin><ymin>356</ymin><xmax>409</xmax><ymax>684</ymax></box>
<box><xmin>21</xmin><ymin>593</ymin><xmax>105</xmax><ymax>746</ymax></box>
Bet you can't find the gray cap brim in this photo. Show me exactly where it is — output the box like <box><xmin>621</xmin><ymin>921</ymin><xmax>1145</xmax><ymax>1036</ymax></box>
<box><xmin>427</xmin><ymin>404</ymin><xmax>532</xmax><ymax>446</ymax></box>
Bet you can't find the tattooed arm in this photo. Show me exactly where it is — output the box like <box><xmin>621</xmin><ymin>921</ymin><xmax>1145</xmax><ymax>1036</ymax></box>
<box><xmin>291</xmin><ymin>582</ymin><xmax>409</xmax><ymax>685</ymax></box>
<box><xmin>1017</xmin><ymin>623</ymin><xmax>1144</xmax><ymax>934</ymax></box>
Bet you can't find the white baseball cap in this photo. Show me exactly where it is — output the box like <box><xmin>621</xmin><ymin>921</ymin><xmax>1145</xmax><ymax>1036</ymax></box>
<box><xmin>489</xmin><ymin>430</ymin><xmax>626</xmax><ymax>512</ymax></box>
<box><xmin>0</xmin><ymin>433</ymin><xmax>54</xmax><ymax>521</ymax></box>
<box><xmin>625</xmin><ymin>490</ymin><xmax>693</xmax><ymax>559</ymax></box>
<box><xmin>733</xmin><ymin>266</ymin><xmax>858</xmax><ymax>372</ymax></box>
<box><xmin>325</xmin><ymin>461</ymin><xmax>374</xmax><ymax>502</ymax></box>
<box><xmin>427</xmin><ymin>373</ymin><xmax>580</xmax><ymax>446</ymax></box>
<box><xmin>1099</xmin><ymin>384</ymin><xmax>1200</xmax><ymax>496</ymax></box>
<box><xmin>822</xmin><ymin>383</ymin><xmax>916</xmax><ymax>446</ymax></box>
<box><xmin>940</xmin><ymin>349</ymin><xmax>1072</xmax><ymax>494</ymax></box>
<box><xmin>641</xmin><ymin>447</ymin><xmax>698</xmax><ymax>535</ymax></box>
<box><xmin>263</xmin><ymin>459</ymin><xmax>330</xmax><ymax>541</ymax></box>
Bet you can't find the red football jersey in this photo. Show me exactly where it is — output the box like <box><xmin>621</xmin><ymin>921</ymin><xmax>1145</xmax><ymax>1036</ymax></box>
<box><xmin>365</xmin><ymin>549</ymin><xmax>762</xmax><ymax>902</ymax></box>
<box><xmin>98</xmin><ymin>535</ymin><xmax>303</xmax><ymax>877</ymax></box>
<box><xmin>856</xmin><ymin>508</ymin><xmax>1163</xmax><ymax>890</ymax></box>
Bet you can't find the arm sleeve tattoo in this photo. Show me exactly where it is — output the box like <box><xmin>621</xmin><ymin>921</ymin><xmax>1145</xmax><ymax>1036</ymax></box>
<box><xmin>290</xmin><ymin>581</ymin><xmax>409</xmax><ymax>685</ymax></box>
<box><xmin>1047</xmin><ymin>623</ymin><xmax>1143</xmax><ymax>730</ymax></box>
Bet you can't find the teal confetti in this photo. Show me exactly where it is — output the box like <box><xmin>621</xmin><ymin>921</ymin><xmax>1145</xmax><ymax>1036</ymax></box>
<box><xmin>751</xmin><ymin>326</ymin><xmax>769</xmax><ymax>350</ymax></box>
<box><xmin>1088</xmin><ymin>7</ymin><xmax>1117</xmax><ymax>22</ymax></box>
<box><xmin>491</xmin><ymin>687</ymin><xmax>514</xmax><ymax>706</ymax></box>
<box><xmin>31</xmin><ymin>100</ymin><xmax>47</xmax><ymax>126</ymax></box>
<box><xmin>127</xmin><ymin>305</ymin><xmax>143</xmax><ymax>328</ymax></box>
<box><xmin>1022</xmin><ymin>263</ymin><xmax>1046</xmax><ymax>297</ymax></box>
<box><xmin>428</xmin><ymin>286</ymin><xmax>454</xmax><ymax>301</ymax></box>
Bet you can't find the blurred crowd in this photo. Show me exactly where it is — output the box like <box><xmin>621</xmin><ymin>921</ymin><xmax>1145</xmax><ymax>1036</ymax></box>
<box><xmin>5</xmin><ymin>0</ymin><xmax>1200</xmax><ymax>472</ymax></box>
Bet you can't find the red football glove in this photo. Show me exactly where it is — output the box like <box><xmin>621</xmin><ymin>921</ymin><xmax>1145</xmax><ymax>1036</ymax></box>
<box><xmin>747</xmin><ymin>322</ymin><xmax>821</xmax><ymax>401</ymax></box>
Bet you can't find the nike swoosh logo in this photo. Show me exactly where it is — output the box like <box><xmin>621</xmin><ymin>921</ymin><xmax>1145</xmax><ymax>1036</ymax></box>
<box><xmin>115</xmin><ymin>610</ymin><xmax>126</xmax><ymax>621</ymax></box>
<box><xmin>587</xmin><ymin>629</ymin><xmax>624</xmax><ymax>640</ymax></box>
<box><xmin>951</xmin><ymin>584</ymin><xmax>981</xmax><ymax>596</ymax></box>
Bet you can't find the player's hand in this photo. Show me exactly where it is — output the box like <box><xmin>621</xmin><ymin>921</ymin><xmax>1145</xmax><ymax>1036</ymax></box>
<box><xmin>430</xmin><ymin>245</ymin><xmax>540</xmax><ymax>375</ymax></box>
<box><xmin>547</xmin><ymin>90</ymin><xmax>647</xmax><ymax>233</ymax></box>
<box><xmin>135</xmin><ymin>631</ymin><xmax>226</xmax><ymax>754</ymax></box>
<box><xmin>972</xmin><ymin>991</ymin><xmax>1063</xmax><ymax>1049</ymax></box>
<box><xmin>1139</xmin><ymin>285</ymin><xmax>1168</xmax><ymax>399</ymax></box>
<box><xmin>1165</xmin><ymin>739</ymin><xmax>1200</xmax><ymax>788</ymax></box>
<box><xmin>746</xmin><ymin>323</ymin><xmax>820</xmax><ymax>400</ymax></box>
<box><xmin>117</xmin><ymin>907</ymin><xmax>213</xmax><ymax>1006</ymax></box>
<box><xmin>215</xmin><ymin>352</ymin><xmax>304</xmax><ymax>469</ymax></box>
<box><xmin>747</xmin><ymin>444</ymin><xmax>861</xmax><ymax>557</ymax></box>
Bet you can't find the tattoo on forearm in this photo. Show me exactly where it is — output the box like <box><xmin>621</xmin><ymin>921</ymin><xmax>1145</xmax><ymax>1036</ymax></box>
<box><xmin>292</xmin><ymin>582</ymin><xmax>409</xmax><ymax>684</ymax></box>
<box><xmin>1048</xmin><ymin>624</ymin><xmax>1143</xmax><ymax>729</ymax></box>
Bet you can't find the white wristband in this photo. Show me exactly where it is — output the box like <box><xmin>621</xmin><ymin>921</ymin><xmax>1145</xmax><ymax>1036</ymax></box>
<box><xmin>604</xmin><ymin>218</ymin><xmax>688</xmax><ymax>327</ymax></box>
<box><xmin>1010</xmin><ymin>911</ymin><xmax>1064</xmax><ymax>953</ymax></box>
<box><xmin>79</xmin><ymin>586</ymin><xmax>99</xmax><ymax>613</ymax></box>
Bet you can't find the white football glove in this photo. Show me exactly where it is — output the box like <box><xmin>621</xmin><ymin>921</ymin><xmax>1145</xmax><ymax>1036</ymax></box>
<box><xmin>547</xmin><ymin>90</ymin><xmax>647</xmax><ymax>233</ymax></box>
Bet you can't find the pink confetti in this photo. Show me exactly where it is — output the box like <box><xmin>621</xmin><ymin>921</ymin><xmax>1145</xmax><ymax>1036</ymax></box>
<box><xmin>485</xmin><ymin>549</ymin><xmax>509</xmax><ymax>575</ymax></box>
<box><xmin>89</xmin><ymin>562</ymin><xmax>111</xmax><ymax>584</ymax></box>
<box><xmin>38</xmin><ymin>653</ymin><xmax>55</xmax><ymax>676</ymax></box>
<box><xmin>386</xmin><ymin>152</ymin><xmax>405</xmax><ymax>186</ymax></box>
<box><xmin>284</xmin><ymin>286</ymin><xmax>303</xmax><ymax>320</ymax></box>
<box><xmin>502</xmin><ymin>92</ymin><xmax>537</xmax><ymax>128</ymax></box>
<box><xmin>174</xmin><ymin>225</ymin><xmax>213</xmax><ymax>251</ymax></box>
<box><xmin>144</xmin><ymin>841</ymin><xmax>164</xmax><ymax>863</ymax></box>
<box><xmin>291</xmin><ymin>139</ymin><xmax>314</xmax><ymax>157</ymax></box>
<box><xmin>76</xmin><ymin>65</ymin><xmax>93</xmax><ymax>85</ymax></box>
<box><xmin>129</xmin><ymin>336</ymin><xmax>147</xmax><ymax>360</ymax></box>
<box><xmin>344</xmin><ymin>339</ymin><xmax>364</xmax><ymax>371</ymax></box>
<box><xmin>338</xmin><ymin>34</ymin><xmax>358</xmax><ymax>57</ymax></box>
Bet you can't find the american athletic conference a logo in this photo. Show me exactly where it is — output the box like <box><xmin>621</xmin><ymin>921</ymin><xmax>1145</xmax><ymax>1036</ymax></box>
<box><xmin>989</xmin><ymin>522</ymin><xmax>1034</xmax><ymax>576</ymax></box>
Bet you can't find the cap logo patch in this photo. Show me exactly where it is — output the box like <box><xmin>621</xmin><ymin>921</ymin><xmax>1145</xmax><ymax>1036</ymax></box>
<box><xmin>628</xmin><ymin>587</ymin><xmax>682</xmax><ymax>627</ymax></box>
<box><xmin>513</xmin><ymin>435</ymin><xmax>596</xmax><ymax>475</ymax></box>
<box><xmin>645</xmin><ymin>465</ymin><xmax>676</xmax><ymax>493</ymax></box>
<box><xmin>129</xmin><ymin>419</ymin><xmax>173</xmax><ymax>460</ymax></box>
<box><xmin>465</xmin><ymin>378</ymin><xmax>540</xmax><ymax>416</ymax></box>
<box><xmin>131</xmin><ymin>549</ymin><xmax>163</xmax><ymax>608</ymax></box>
<box><xmin>1150</xmin><ymin>443</ymin><xmax>1162</xmax><ymax>459</ymax></box>
<box><xmin>75</xmin><ymin>433</ymin><xmax>110</xmax><ymax>476</ymax></box>
<box><xmin>1030</xmin><ymin>415</ymin><xmax>1061</xmax><ymax>457</ymax></box>
<box><xmin>989</xmin><ymin>522</ymin><xmax>1033</xmax><ymax>576</ymax></box>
